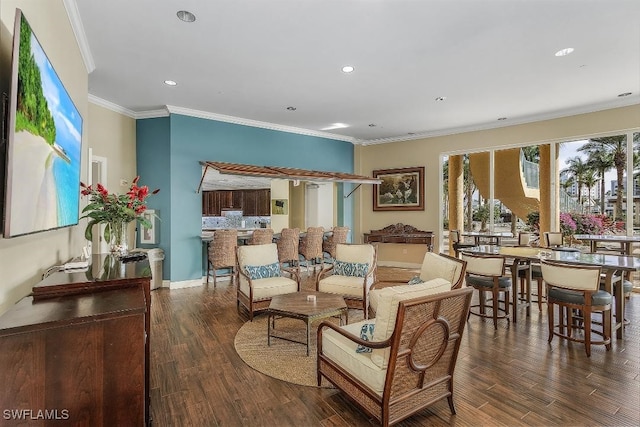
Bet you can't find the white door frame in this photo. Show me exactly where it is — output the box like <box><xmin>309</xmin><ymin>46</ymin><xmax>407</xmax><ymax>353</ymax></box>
<box><xmin>88</xmin><ymin>148</ymin><xmax>109</xmax><ymax>253</ymax></box>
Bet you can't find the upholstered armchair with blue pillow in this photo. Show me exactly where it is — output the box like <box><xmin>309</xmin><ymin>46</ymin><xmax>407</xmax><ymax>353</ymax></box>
<box><xmin>237</xmin><ymin>243</ymin><xmax>300</xmax><ymax>321</ymax></box>
<box><xmin>316</xmin><ymin>243</ymin><xmax>377</xmax><ymax>319</ymax></box>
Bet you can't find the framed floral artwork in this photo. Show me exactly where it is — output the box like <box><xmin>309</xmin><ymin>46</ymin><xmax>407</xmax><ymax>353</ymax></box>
<box><xmin>141</xmin><ymin>209</ymin><xmax>157</xmax><ymax>244</ymax></box>
<box><xmin>372</xmin><ymin>167</ymin><xmax>424</xmax><ymax>211</ymax></box>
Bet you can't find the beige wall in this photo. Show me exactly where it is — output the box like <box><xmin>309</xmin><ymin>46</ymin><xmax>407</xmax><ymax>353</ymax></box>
<box><xmin>270</xmin><ymin>179</ymin><xmax>289</xmax><ymax>232</ymax></box>
<box><xmin>0</xmin><ymin>1</ymin><xmax>135</xmax><ymax>314</ymax></box>
<box><xmin>87</xmin><ymin>103</ymin><xmax>137</xmax><ymax>246</ymax></box>
<box><xmin>356</xmin><ymin>105</ymin><xmax>640</xmax><ymax>260</ymax></box>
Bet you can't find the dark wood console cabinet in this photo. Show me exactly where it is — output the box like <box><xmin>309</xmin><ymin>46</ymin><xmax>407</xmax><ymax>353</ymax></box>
<box><xmin>363</xmin><ymin>223</ymin><xmax>434</xmax><ymax>251</ymax></box>
<box><xmin>0</xmin><ymin>255</ymin><xmax>152</xmax><ymax>426</ymax></box>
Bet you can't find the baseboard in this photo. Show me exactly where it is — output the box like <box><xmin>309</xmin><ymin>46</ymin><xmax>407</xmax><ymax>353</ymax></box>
<box><xmin>377</xmin><ymin>261</ymin><xmax>422</xmax><ymax>269</ymax></box>
<box><xmin>161</xmin><ymin>279</ymin><xmax>171</xmax><ymax>288</ymax></box>
<box><xmin>169</xmin><ymin>278</ymin><xmax>206</xmax><ymax>289</ymax></box>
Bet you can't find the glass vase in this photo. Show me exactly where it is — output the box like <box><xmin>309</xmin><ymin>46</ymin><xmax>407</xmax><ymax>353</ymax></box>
<box><xmin>108</xmin><ymin>220</ymin><xmax>130</xmax><ymax>255</ymax></box>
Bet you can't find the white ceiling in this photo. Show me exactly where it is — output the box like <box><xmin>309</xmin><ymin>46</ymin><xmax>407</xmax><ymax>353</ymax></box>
<box><xmin>73</xmin><ymin>0</ymin><xmax>640</xmax><ymax>144</ymax></box>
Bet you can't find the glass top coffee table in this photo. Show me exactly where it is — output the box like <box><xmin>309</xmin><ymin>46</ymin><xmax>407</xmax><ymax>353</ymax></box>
<box><xmin>267</xmin><ymin>291</ymin><xmax>348</xmax><ymax>356</ymax></box>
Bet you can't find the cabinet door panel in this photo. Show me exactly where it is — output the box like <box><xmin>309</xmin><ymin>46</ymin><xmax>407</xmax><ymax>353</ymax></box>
<box><xmin>257</xmin><ymin>189</ymin><xmax>271</xmax><ymax>216</ymax></box>
<box><xmin>243</xmin><ymin>190</ymin><xmax>258</xmax><ymax>216</ymax></box>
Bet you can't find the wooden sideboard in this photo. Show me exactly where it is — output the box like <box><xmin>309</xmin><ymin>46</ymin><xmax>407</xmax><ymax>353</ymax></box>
<box><xmin>0</xmin><ymin>254</ymin><xmax>152</xmax><ymax>426</ymax></box>
<box><xmin>363</xmin><ymin>223</ymin><xmax>434</xmax><ymax>251</ymax></box>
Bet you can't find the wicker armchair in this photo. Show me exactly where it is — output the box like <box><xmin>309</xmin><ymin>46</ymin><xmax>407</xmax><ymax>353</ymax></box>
<box><xmin>318</xmin><ymin>287</ymin><xmax>473</xmax><ymax>427</ymax></box>
<box><xmin>299</xmin><ymin>226</ymin><xmax>325</xmax><ymax>273</ymax></box>
<box><xmin>250</xmin><ymin>228</ymin><xmax>274</xmax><ymax>245</ymax></box>
<box><xmin>322</xmin><ymin>226</ymin><xmax>350</xmax><ymax>261</ymax></box>
<box><xmin>316</xmin><ymin>243</ymin><xmax>377</xmax><ymax>319</ymax></box>
<box><xmin>236</xmin><ymin>243</ymin><xmax>300</xmax><ymax>321</ymax></box>
<box><xmin>276</xmin><ymin>228</ymin><xmax>300</xmax><ymax>275</ymax></box>
<box><xmin>207</xmin><ymin>229</ymin><xmax>238</xmax><ymax>286</ymax></box>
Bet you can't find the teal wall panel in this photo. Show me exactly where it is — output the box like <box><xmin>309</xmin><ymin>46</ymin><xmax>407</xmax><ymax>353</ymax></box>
<box><xmin>136</xmin><ymin>117</ymin><xmax>171</xmax><ymax>279</ymax></box>
<box><xmin>137</xmin><ymin>113</ymin><xmax>355</xmax><ymax>283</ymax></box>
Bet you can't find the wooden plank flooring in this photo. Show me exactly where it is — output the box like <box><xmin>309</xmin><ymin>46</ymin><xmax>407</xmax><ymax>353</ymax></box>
<box><xmin>150</xmin><ymin>267</ymin><xmax>640</xmax><ymax>426</ymax></box>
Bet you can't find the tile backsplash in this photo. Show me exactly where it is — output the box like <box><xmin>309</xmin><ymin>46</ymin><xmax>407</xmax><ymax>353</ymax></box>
<box><xmin>202</xmin><ymin>215</ymin><xmax>271</xmax><ymax>229</ymax></box>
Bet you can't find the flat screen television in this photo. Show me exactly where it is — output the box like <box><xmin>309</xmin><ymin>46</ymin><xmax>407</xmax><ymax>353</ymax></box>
<box><xmin>3</xmin><ymin>9</ymin><xmax>83</xmax><ymax>238</ymax></box>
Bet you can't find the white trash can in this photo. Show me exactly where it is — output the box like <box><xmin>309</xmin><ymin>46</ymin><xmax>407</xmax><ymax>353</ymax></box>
<box><xmin>147</xmin><ymin>248</ymin><xmax>164</xmax><ymax>289</ymax></box>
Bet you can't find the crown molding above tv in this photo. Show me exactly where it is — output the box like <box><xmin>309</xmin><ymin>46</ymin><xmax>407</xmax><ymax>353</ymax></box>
<box><xmin>62</xmin><ymin>0</ymin><xmax>95</xmax><ymax>73</ymax></box>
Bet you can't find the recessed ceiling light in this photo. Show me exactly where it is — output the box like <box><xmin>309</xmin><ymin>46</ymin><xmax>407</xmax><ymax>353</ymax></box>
<box><xmin>342</xmin><ymin>65</ymin><xmax>355</xmax><ymax>73</ymax></box>
<box><xmin>497</xmin><ymin>117</ymin><xmax>507</xmax><ymax>121</ymax></box>
<box><xmin>164</xmin><ymin>80</ymin><xmax>177</xmax><ymax>86</ymax></box>
<box><xmin>617</xmin><ymin>92</ymin><xmax>632</xmax><ymax>97</ymax></box>
<box><xmin>177</xmin><ymin>10</ymin><xmax>196</xmax><ymax>22</ymax></box>
<box><xmin>555</xmin><ymin>47</ymin><xmax>574</xmax><ymax>57</ymax></box>
<box><xmin>321</xmin><ymin>123</ymin><xmax>349</xmax><ymax>131</ymax></box>
<box><xmin>368</xmin><ymin>123</ymin><xmax>376</xmax><ymax>127</ymax></box>
<box><xmin>286</xmin><ymin>106</ymin><xmax>297</xmax><ymax>111</ymax></box>
<box><xmin>435</xmin><ymin>96</ymin><xmax>446</xmax><ymax>101</ymax></box>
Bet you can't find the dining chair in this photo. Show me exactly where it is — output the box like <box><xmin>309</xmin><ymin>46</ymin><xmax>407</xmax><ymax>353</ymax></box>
<box><xmin>276</xmin><ymin>227</ymin><xmax>301</xmax><ymax>276</ymax></box>
<box><xmin>322</xmin><ymin>226</ymin><xmax>350</xmax><ymax>262</ymax></box>
<box><xmin>207</xmin><ymin>229</ymin><xmax>238</xmax><ymax>286</ymax></box>
<box><xmin>518</xmin><ymin>232</ymin><xmax>532</xmax><ymax>246</ymax></box>
<box><xmin>451</xmin><ymin>230</ymin><xmax>475</xmax><ymax>258</ymax></box>
<box><xmin>544</xmin><ymin>231</ymin><xmax>580</xmax><ymax>253</ymax></box>
<box><xmin>249</xmin><ymin>228</ymin><xmax>274</xmax><ymax>245</ymax></box>
<box><xmin>462</xmin><ymin>252</ymin><xmax>512</xmax><ymax>329</ymax></box>
<box><xmin>516</xmin><ymin>232</ymin><xmax>544</xmax><ymax>310</ymax></box>
<box><xmin>299</xmin><ymin>226</ymin><xmax>325</xmax><ymax>275</ymax></box>
<box><xmin>540</xmin><ymin>259</ymin><xmax>612</xmax><ymax>357</ymax></box>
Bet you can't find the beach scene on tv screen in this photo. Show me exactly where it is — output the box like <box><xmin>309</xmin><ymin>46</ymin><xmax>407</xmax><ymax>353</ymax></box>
<box><xmin>7</xmin><ymin>14</ymin><xmax>82</xmax><ymax>236</ymax></box>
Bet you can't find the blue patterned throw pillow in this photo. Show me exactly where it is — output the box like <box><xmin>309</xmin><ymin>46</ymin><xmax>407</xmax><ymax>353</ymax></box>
<box><xmin>356</xmin><ymin>323</ymin><xmax>375</xmax><ymax>353</ymax></box>
<box><xmin>334</xmin><ymin>261</ymin><xmax>369</xmax><ymax>277</ymax></box>
<box><xmin>245</xmin><ymin>262</ymin><xmax>281</xmax><ymax>280</ymax></box>
<box><xmin>407</xmin><ymin>275</ymin><xmax>425</xmax><ymax>285</ymax></box>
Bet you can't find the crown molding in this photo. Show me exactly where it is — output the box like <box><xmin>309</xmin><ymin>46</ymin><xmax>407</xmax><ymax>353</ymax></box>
<box><xmin>90</xmin><ymin>96</ymin><xmax>639</xmax><ymax>145</ymax></box>
<box><xmin>88</xmin><ymin>95</ymin><xmax>138</xmax><ymax>117</ymax></box>
<box><xmin>134</xmin><ymin>108</ymin><xmax>170</xmax><ymax>119</ymax></box>
<box><xmin>63</xmin><ymin>0</ymin><xmax>95</xmax><ymax>73</ymax></box>
<box><xmin>360</xmin><ymin>98</ymin><xmax>640</xmax><ymax>145</ymax></box>
<box><xmin>164</xmin><ymin>105</ymin><xmax>356</xmax><ymax>143</ymax></box>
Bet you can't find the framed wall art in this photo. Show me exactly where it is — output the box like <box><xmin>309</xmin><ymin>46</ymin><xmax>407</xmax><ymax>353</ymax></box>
<box><xmin>141</xmin><ymin>209</ymin><xmax>158</xmax><ymax>244</ymax></box>
<box><xmin>372</xmin><ymin>167</ymin><xmax>424</xmax><ymax>211</ymax></box>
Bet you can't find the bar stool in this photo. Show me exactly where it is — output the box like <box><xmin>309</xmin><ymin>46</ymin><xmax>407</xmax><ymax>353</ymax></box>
<box><xmin>462</xmin><ymin>253</ymin><xmax>512</xmax><ymax>329</ymax></box>
<box><xmin>322</xmin><ymin>226</ymin><xmax>350</xmax><ymax>262</ymax></box>
<box><xmin>276</xmin><ymin>228</ymin><xmax>300</xmax><ymax>275</ymax></box>
<box><xmin>249</xmin><ymin>228</ymin><xmax>274</xmax><ymax>245</ymax></box>
<box><xmin>451</xmin><ymin>230</ymin><xmax>475</xmax><ymax>258</ymax></box>
<box><xmin>207</xmin><ymin>229</ymin><xmax>238</xmax><ymax>286</ymax></box>
<box><xmin>299</xmin><ymin>226</ymin><xmax>325</xmax><ymax>275</ymax></box>
<box><xmin>541</xmin><ymin>259</ymin><xmax>611</xmax><ymax>357</ymax></box>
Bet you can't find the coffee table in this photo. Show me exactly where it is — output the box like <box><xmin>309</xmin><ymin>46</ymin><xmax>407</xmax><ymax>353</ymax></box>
<box><xmin>267</xmin><ymin>291</ymin><xmax>348</xmax><ymax>356</ymax></box>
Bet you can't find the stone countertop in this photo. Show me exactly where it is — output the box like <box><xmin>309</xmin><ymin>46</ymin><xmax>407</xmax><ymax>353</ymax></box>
<box><xmin>202</xmin><ymin>228</ymin><xmax>263</xmax><ymax>232</ymax></box>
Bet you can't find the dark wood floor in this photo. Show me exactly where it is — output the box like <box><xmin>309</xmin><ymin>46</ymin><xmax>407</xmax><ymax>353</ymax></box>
<box><xmin>149</xmin><ymin>268</ymin><xmax>640</xmax><ymax>426</ymax></box>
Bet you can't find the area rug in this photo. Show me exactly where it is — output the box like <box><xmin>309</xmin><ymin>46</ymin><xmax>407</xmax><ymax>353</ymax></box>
<box><xmin>234</xmin><ymin>311</ymin><xmax>363</xmax><ymax>387</ymax></box>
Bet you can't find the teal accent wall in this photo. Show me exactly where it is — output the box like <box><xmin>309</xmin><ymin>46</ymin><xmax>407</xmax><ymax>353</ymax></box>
<box><xmin>136</xmin><ymin>117</ymin><xmax>171</xmax><ymax>279</ymax></box>
<box><xmin>137</xmin><ymin>113</ymin><xmax>354</xmax><ymax>283</ymax></box>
